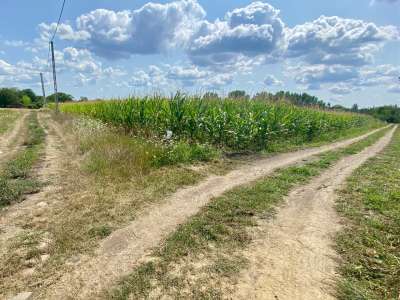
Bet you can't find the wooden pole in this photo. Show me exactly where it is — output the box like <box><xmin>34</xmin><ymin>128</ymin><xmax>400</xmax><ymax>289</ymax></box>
<box><xmin>50</xmin><ymin>41</ymin><xmax>59</xmax><ymax>112</ymax></box>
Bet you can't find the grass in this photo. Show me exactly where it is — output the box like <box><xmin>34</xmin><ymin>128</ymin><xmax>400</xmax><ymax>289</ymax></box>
<box><xmin>0</xmin><ymin>112</ymin><xmax>45</xmax><ymax>207</ymax></box>
<box><xmin>0</xmin><ymin>109</ymin><xmax>20</xmax><ymax>135</ymax></box>
<box><xmin>106</xmin><ymin>126</ymin><xmax>391</xmax><ymax>299</ymax></box>
<box><xmin>335</xmin><ymin>127</ymin><xmax>400</xmax><ymax>300</ymax></box>
<box><xmin>0</xmin><ymin>112</ymin><xmax>234</xmax><ymax>296</ymax></box>
<box><xmin>72</xmin><ymin>117</ymin><xmax>219</xmax><ymax>181</ymax></box>
<box><xmin>58</xmin><ymin>95</ymin><xmax>382</xmax><ymax>151</ymax></box>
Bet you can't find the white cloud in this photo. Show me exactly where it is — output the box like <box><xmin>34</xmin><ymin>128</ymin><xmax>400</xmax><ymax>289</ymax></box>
<box><xmin>388</xmin><ymin>85</ymin><xmax>400</xmax><ymax>93</ymax></box>
<box><xmin>3</xmin><ymin>40</ymin><xmax>28</xmax><ymax>47</ymax></box>
<box><xmin>371</xmin><ymin>0</ymin><xmax>400</xmax><ymax>5</ymax></box>
<box><xmin>38</xmin><ymin>23</ymin><xmax>90</xmax><ymax>42</ymax></box>
<box><xmin>286</xmin><ymin>16</ymin><xmax>398</xmax><ymax>66</ymax></box>
<box><xmin>0</xmin><ymin>59</ymin><xmax>15</xmax><ymax>75</ymax></box>
<box><xmin>289</xmin><ymin>64</ymin><xmax>359</xmax><ymax>90</ymax></box>
<box><xmin>263</xmin><ymin>74</ymin><xmax>283</xmax><ymax>86</ymax></box>
<box><xmin>329</xmin><ymin>84</ymin><xmax>354</xmax><ymax>95</ymax></box>
<box><xmin>188</xmin><ymin>2</ymin><xmax>286</xmax><ymax>69</ymax></box>
<box><xmin>44</xmin><ymin>0</ymin><xmax>205</xmax><ymax>59</ymax></box>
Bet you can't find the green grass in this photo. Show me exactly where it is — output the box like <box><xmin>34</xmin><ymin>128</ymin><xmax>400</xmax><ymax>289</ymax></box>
<box><xmin>71</xmin><ymin>117</ymin><xmax>219</xmax><ymax>181</ymax></box>
<box><xmin>0</xmin><ymin>109</ymin><xmax>20</xmax><ymax>135</ymax></box>
<box><xmin>0</xmin><ymin>112</ymin><xmax>45</xmax><ymax>207</ymax></box>
<box><xmin>58</xmin><ymin>94</ymin><xmax>382</xmax><ymax>151</ymax></box>
<box><xmin>335</xmin><ymin>128</ymin><xmax>400</xmax><ymax>300</ymax></box>
<box><xmin>106</xmin><ymin>127</ymin><xmax>391</xmax><ymax>299</ymax></box>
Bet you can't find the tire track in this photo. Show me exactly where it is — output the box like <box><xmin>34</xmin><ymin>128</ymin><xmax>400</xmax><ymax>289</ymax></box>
<box><xmin>39</xmin><ymin>126</ymin><xmax>390</xmax><ymax>299</ymax></box>
<box><xmin>231</xmin><ymin>126</ymin><xmax>396</xmax><ymax>300</ymax></box>
<box><xmin>0</xmin><ymin>111</ymin><xmax>29</xmax><ymax>164</ymax></box>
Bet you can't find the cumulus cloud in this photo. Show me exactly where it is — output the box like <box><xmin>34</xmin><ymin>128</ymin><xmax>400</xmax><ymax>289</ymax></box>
<box><xmin>24</xmin><ymin>1</ymin><xmax>400</xmax><ymax>94</ymax></box>
<box><xmin>38</xmin><ymin>23</ymin><xmax>90</xmax><ymax>42</ymax></box>
<box><xmin>289</xmin><ymin>64</ymin><xmax>359</xmax><ymax>90</ymax></box>
<box><xmin>44</xmin><ymin>0</ymin><xmax>205</xmax><ymax>59</ymax></box>
<box><xmin>286</xmin><ymin>16</ymin><xmax>398</xmax><ymax>66</ymax></box>
<box><xmin>288</xmin><ymin>63</ymin><xmax>399</xmax><ymax>94</ymax></box>
<box><xmin>188</xmin><ymin>2</ymin><xmax>286</xmax><ymax>69</ymax></box>
<box><xmin>126</xmin><ymin>64</ymin><xmax>234</xmax><ymax>89</ymax></box>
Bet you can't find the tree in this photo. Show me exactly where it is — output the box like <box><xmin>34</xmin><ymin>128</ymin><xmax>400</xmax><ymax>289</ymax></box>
<box><xmin>21</xmin><ymin>95</ymin><xmax>32</xmax><ymax>107</ymax></box>
<box><xmin>228</xmin><ymin>90</ymin><xmax>249</xmax><ymax>100</ymax></box>
<box><xmin>360</xmin><ymin>105</ymin><xmax>400</xmax><ymax>123</ymax></box>
<box><xmin>202</xmin><ymin>92</ymin><xmax>219</xmax><ymax>100</ymax></box>
<box><xmin>46</xmin><ymin>92</ymin><xmax>74</xmax><ymax>103</ymax></box>
<box><xmin>252</xmin><ymin>91</ymin><xmax>273</xmax><ymax>101</ymax></box>
<box><xmin>0</xmin><ymin>88</ymin><xmax>21</xmax><ymax>108</ymax></box>
<box><xmin>19</xmin><ymin>89</ymin><xmax>37</xmax><ymax>102</ymax></box>
<box><xmin>351</xmin><ymin>104</ymin><xmax>359</xmax><ymax>112</ymax></box>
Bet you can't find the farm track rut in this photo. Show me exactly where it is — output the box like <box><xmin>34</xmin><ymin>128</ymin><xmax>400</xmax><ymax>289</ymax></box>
<box><xmin>0</xmin><ymin>112</ymin><xmax>66</xmax><ymax>268</ymax></box>
<box><xmin>232</xmin><ymin>126</ymin><xmax>396</xmax><ymax>300</ymax></box>
<box><xmin>0</xmin><ymin>112</ymin><xmax>29</xmax><ymax>165</ymax></box>
<box><xmin>39</xmin><ymin>126</ymin><xmax>389</xmax><ymax>299</ymax></box>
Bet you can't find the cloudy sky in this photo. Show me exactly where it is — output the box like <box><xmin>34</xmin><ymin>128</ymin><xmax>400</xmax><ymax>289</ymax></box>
<box><xmin>0</xmin><ymin>0</ymin><xmax>399</xmax><ymax>107</ymax></box>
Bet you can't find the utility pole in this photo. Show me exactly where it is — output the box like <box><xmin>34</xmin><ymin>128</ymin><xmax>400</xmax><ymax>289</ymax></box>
<box><xmin>40</xmin><ymin>72</ymin><xmax>46</xmax><ymax>107</ymax></box>
<box><xmin>50</xmin><ymin>41</ymin><xmax>59</xmax><ymax>113</ymax></box>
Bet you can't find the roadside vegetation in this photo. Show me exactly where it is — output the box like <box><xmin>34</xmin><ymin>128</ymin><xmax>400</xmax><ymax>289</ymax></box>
<box><xmin>0</xmin><ymin>109</ymin><xmax>20</xmax><ymax>135</ymax></box>
<box><xmin>106</xmin><ymin>127</ymin><xmax>391</xmax><ymax>299</ymax></box>
<box><xmin>361</xmin><ymin>105</ymin><xmax>400</xmax><ymax>124</ymax></box>
<box><xmin>336</xmin><ymin>128</ymin><xmax>400</xmax><ymax>300</ymax></box>
<box><xmin>0</xmin><ymin>112</ymin><xmax>45</xmax><ymax>207</ymax></box>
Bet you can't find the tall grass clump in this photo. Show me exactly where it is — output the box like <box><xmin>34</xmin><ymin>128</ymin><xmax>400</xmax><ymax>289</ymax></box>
<box><xmin>59</xmin><ymin>94</ymin><xmax>382</xmax><ymax>151</ymax></box>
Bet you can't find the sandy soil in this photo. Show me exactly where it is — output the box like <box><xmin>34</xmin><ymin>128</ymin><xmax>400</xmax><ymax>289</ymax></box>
<box><xmin>231</xmin><ymin>126</ymin><xmax>396</xmax><ymax>300</ymax></box>
<box><xmin>38</xmin><ymin>126</ymin><xmax>389</xmax><ymax>299</ymax></box>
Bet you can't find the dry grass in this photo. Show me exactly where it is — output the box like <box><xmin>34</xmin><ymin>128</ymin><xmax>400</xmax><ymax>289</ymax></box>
<box><xmin>0</xmin><ymin>109</ymin><xmax>20</xmax><ymax>135</ymax></box>
<box><xmin>106</xmin><ymin>128</ymin><xmax>390</xmax><ymax>300</ymax></box>
<box><xmin>0</xmin><ymin>112</ymin><xmax>235</xmax><ymax>297</ymax></box>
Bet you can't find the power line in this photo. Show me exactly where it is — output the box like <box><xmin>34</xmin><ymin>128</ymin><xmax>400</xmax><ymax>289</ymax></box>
<box><xmin>50</xmin><ymin>0</ymin><xmax>67</xmax><ymax>42</ymax></box>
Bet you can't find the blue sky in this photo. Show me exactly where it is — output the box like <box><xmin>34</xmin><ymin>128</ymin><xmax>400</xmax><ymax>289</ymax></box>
<box><xmin>0</xmin><ymin>0</ymin><xmax>399</xmax><ymax>107</ymax></box>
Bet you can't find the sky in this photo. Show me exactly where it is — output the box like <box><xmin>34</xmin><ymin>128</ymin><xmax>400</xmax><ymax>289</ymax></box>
<box><xmin>0</xmin><ymin>0</ymin><xmax>399</xmax><ymax>108</ymax></box>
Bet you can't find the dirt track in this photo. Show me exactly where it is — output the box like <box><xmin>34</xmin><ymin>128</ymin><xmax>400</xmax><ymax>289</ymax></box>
<box><xmin>0</xmin><ymin>112</ymin><xmax>68</xmax><ymax>294</ymax></box>
<box><xmin>39</xmin><ymin>126</ymin><xmax>390</xmax><ymax>299</ymax></box>
<box><xmin>0</xmin><ymin>112</ymin><xmax>28</xmax><ymax>164</ymax></box>
<box><xmin>232</xmin><ymin>126</ymin><xmax>396</xmax><ymax>300</ymax></box>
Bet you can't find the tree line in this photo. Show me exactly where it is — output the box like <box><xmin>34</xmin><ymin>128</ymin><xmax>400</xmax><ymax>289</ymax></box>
<box><xmin>360</xmin><ymin>106</ymin><xmax>400</xmax><ymax>123</ymax></box>
<box><xmin>0</xmin><ymin>87</ymin><xmax>73</xmax><ymax>108</ymax></box>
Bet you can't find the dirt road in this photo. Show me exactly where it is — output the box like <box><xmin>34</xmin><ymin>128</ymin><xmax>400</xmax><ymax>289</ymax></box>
<box><xmin>231</xmin><ymin>126</ymin><xmax>396</xmax><ymax>300</ymax></box>
<box><xmin>39</xmin><ymin>126</ymin><xmax>390</xmax><ymax>299</ymax></box>
<box><xmin>0</xmin><ymin>112</ymin><xmax>28</xmax><ymax>164</ymax></box>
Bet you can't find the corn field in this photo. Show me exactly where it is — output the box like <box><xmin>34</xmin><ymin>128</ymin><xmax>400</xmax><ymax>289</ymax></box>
<box><xmin>58</xmin><ymin>95</ymin><xmax>381</xmax><ymax>150</ymax></box>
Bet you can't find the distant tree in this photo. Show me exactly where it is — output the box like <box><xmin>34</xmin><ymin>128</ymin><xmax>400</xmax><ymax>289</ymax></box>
<box><xmin>0</xmin><ymin>88</ymin><xmax>21</xmax><ymax>108</ymax></box>
<box><xmin>360</xmin><ymin>105</ymin><xmax>400</xmax><ymax>123</ymax></box>
<box><xmin>351</xmin><ymin>104</ymin><xmax>359</xmax><ymax>112</ymax></box>
<box><xmin>79</xmin><ymin>96</ymin><xmax>89</xmax><ymax>102</ymax></box>
<box><xmin>47</xmin><ymin>92</ymin><xmax>74</xmax><ymax>103</ymax></box>
<box><xmin>21</xmin><ymin>95</ymin><xmax>32</xmax><ymax>107</ymax></box>
<box><xmin>228</xmin><ymin>90</ymin><xmax>249</xmax><ymax>100</ymax></box>
<box><xmin>202</xmin><ymin>92</ymin><xmax>219</xmax><ymax>100</ymax></box>
<box><xmin>332</xmin><ymin>104</ymin><xmax>347</xmax><ymax>111</ymax></box>
<box><xmin>19</xmin><ymin>89</ymin><xmax>37</xmax><ymax>102</ymax></box>
<box><xmin>252</xmin><ymin>91</ymin><xmax>273</xmax><ymax>101</ymax></box>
